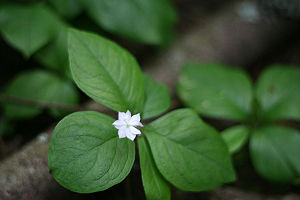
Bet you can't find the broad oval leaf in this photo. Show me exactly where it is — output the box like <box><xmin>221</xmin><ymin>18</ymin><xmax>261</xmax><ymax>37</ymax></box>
<box><xmin>177</xmin><ymin>63</ymin><xmax>253</xmax><ymax>121</ymax></box>
<box><xmin>79</xmin><ymin>0</ymin><xmax>177</xmax><ymax>45</ymax></box>
<box><xmin>138</xmin><ymin>136</ymin><xmax>170</xmax><ymax>200</ymax></box>
<box><xmin>250</xmin><ymin>126</ymin><xmax>300</xmax><ymax>182</ymax></box>
<box><xmin>143</xmin><ymin>109</ymin><xmax>236</xmax><ymax>191</ymax></box>
<box><xmin>68</xmin><ymin>29</ymin><xmax>144</xmax><ymax>113</ymax></box>
<box><xmin>221</xmin><ymin>125</ymin><xmax>249</xmax><ymax>154</ymax></box>
<box><xmin>0</xmin><ymin>4</ymin><xmax>60</xmax><ymax>57</ymax></box>
<box><xmin>1</xmin><ymin>70</ymin><xmax>78</xmax><ymax>119</ymax></box>
<box><xmin>35</xmin><ymin>25</ymin><xmax>71</xmax><ymax>78</ymax></box>
<box><xmin>255</xmin><ymin>66</ymin><xmax>300</xmax><ymax>121</ymax></box>
<box><xmin>48</xmin><ymin>111</ymin><xmax>135</xmax><ymax>193</ymax></box>
<box><xmin>48</xmin><ymin>0</ymin><xmax>82</xmax><ymax>19</ymax></box>
<box><xmin>142</xmin><ymin>75</ymin><xmax>171</xmax><ymax>120</ymax></box>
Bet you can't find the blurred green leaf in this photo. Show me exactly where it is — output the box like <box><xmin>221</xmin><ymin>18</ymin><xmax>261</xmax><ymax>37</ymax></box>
<box><xmin>177</xmin><ymin>63</ymin><xmax>253</xmax><ymax>121</ymax></box>
<box><xmin>47</xmin><ymin>0</ymin><xmax>81</xmax><ymax>19</ymax></box>
<box><xmin>1</xmin><ymin>70</ymin><xmax>79</xmax><ymax>119</ymax></box>
<box><xmin>0</xmin><ymin>117</ymin><xmax>14</xmax><ymax>138</ymax></box>
<box><xmin>142</xmin><ymin>75</ymin><xmax>171</xmax><ymax>120</ymax></box>
<box><xmin>79</xmin><ymin>0</ymin><xmax>177</xmax><ymax>45</ymax></box>
<box><xmin>293</xmin><ymin>178</ymin><xmax>300</xmax><ymax>186</ymax></box>
<box><xmin>68</xmin><ymin>29</ymin><xmax>144</xmax><ymax>113</ymax></box>
<box><xmin>48</xmin><ymin>77</ymin><xmax>79</xmax><ymax>118</ymax></box>
<box><xmin>35</xmin><ymin>25</ymin><xmax>71</xmax><ymax>78</ymax></box>
<box><xmin>255</xmin><ymin>66</ymin><xmax>300</xmax><ymax>121</ymax></box>
<box><xmin>143</xmin><ymin>109</ymin><xmax>236</xmax><ymax>191</ymax></box>
<box><xmin>0</xmin><ymin>4</ymin><xmax>60</xmax><ymax>57</ymax></box>
<box><xmin>138</xmin><ymin>136</ymin><xmax>170</xmax><ymax>200</ymax></box>
<box><xmin>48</xmin><ymin>111</ymin><xmax>135</xmax><ymax>193</ymax></box>
<box><xmin>221</xmin><ymin>125</ymin><xmax>249</xmax><ymax>154</ymax></box>
<box><xmin>250</xmin><ymin>126</ymin><xmax>300</xmax><ymax>182</ymax></box>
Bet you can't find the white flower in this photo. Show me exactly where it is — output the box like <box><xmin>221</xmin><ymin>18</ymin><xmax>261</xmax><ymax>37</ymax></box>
<box><xmin>112</xmin><ymin>110</ymin><xmax>143</xmax><ymax>141</ymax></box>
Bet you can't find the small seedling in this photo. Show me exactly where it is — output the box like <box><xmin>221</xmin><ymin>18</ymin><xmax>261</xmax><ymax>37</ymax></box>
<box><xmin>48</xmin><ymin>29</ymin><xmax>236</xmax><ymax>199</ymax></box>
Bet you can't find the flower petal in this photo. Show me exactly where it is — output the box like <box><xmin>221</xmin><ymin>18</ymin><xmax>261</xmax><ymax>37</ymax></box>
<box><xmin>129</xmin><ymin>114</ymin><xmax>143</xmax><ymax>127</ymax></box>
<box><xmin>118</xmin><ymin>112</ymin><xmax>127</xmax><ymax>120</ymax></box>
<box><xmin>125</xmin><ymin>110</ymin><xmax>131</xmax><ymax>119</ymax></box>
<box><xmin>137</xmin><ymin>122</ymin><xmax>143</xmax><ymax>127</ymax></box>
<box><xmin>118</xmin><ymin>128</ymin><xmax>126</xmax><ymax>138</ymax></box>
<box><xmin>125</xmin><ymin>128</ymin><xmax>136</xmax><ymax>141</ymax></box>
<box><xmin>112</xmin><ymin>120</ymin><xmax>126</xmax><ymax>129</ymax></box>
<box><xmin>129</xmin><ymin>126</ymin><xmax>141</xmax><ymax>135</ymax></box>
<box><xmin>129</xmin><ymin>113</ymin><xmax>140</xmax><ymax>125</ymax></box>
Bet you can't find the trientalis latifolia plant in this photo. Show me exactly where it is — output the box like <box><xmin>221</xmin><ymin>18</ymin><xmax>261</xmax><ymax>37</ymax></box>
<box><xmin>48</xmin><ymin>29</ymin><xmax>236</xmax><ymax>199</ymax></box>
<box><xmin>177</xmin><ymin>63</ymin><xmax>300</xmax><ymax>183</ymax></box>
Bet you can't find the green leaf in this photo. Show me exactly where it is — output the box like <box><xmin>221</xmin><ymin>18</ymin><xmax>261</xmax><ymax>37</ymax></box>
<box><xmin>68</xmin><ymin>29</ymin><xmax>144</xmax><ymax>113</ymax></box>
<box><xmin>48</xmin><ymin>111</ymin><xmax>135</xmax><ymax>193</ymax></box>
<box><xmin>255</xmin><ymin>66</ymin><xmax>300</xmax><ymax>121</ymax></box>
<box><xmin>48</xmin><ymin>78</ymin><xmax>79</xmax><ymax>118</ymax></box>
<box><xmin>138</xmin><ymin>136</ymin><xmax>170</xmax><ymax>200</ymax></box>
<box><xmin>48</xmin><ymin>0</ymin><xmax>81</xmax><ymax>19</ymax></box>
<box><xmin>221</xmin><ymin>125</ymin><xmax>249</xmax><ymax>154</ymax></box>
<box><xmin>35</xmin><ymin>25</ymin><xmax>71</xmax><ymax>78</ymax></box>
<box><xmin>250</xmin><ymin>126</ymin><xmax>300</xmax><ymax>182</ymax></box>
<box><xmin>1</xmin><ymin>70</ymin><xmax>78</xmax><ymax>119</ymax></box>
<box><xmin>79</xmin><ymin>0</ymin><xmax>177</xmax><ymax>45</ymax></box>
<box><xmin>0</xmin><ymin>4</ymin><xmax>60</xmax><ymax>57</ymax></box>
<box><xmin>142</xmin><ymin>75</ymin><xmax>171</xmax><ymax>120</ymax></box>
<box><xmin>0</xmin><ymin>117</ymin><xmax>14</xmax><ymax>138</ymax></box>
<box><xmin>143</xmin><ymin>109</ymin><xmax>236</xmax><ymax>191</ymax></box>
<box><xmin>177</xmin><ymin>63</ymin><xmax>253</xmax><ymax>121</ymax></box>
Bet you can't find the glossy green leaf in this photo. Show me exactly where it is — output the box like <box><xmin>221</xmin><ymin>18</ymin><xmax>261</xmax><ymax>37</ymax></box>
<box><xmin>177</xmin><ymin>63</ymin><xmax>253</xmax><ymax>121</ymax></box>
<box><xmin>221</xmin><ymin>125</ymin><xmax>249</xmax><ymax>154</ymax></box>
<box><xmin>68</xmin><ymin>29</ymin><xmax>144</xmax><ymax>113</ymax></box>
<box><xmin>143</xmin><ymin>109</ymin><xmax>236</xmax><ymax>191</ymax></box>
<box><xmin>48</xmin><ymin>111</ymin><xmax>135</xmax><ymax>193</ymax></box>
<box><xmin>79</xmin><ymin>0</ymin><xmax>177</xmax><ymax>45</ymax></box>
<box><xmin>138</xmin><ymin>136</ymin><xmax>170</xmax><ymax>200</ymax></box>
<box><xmin>35</xmin><ymin>25</ymin><xmax>71</xmax><ymax>78</ymax></box>
<box><xmin>0</xmin><ymin>4</ymin><xmax>59</xmax><ymax>57</ymax></box>
<box><xmin>142</xmin><ymin>75</ymin><xmax>171</xmax><ymax>120</ymax></box>
<box><xmin>48</xmin><ymin>0</ymin><xmax>81</xmax><ymax>19</ymax></box>
<box><xmin>255</xmin><ymin>66</ymin><xmax>300</xmax><ymax>121</ymax></box>
<box><xmin>1</xmin><ymin>70</ymin><xmax>78</xmax><ymax>119</ymax></box>
<box><xmin>250</xmin><ymin>126</ymin><xmax>300</xmax><ymax>182</ymax></box>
